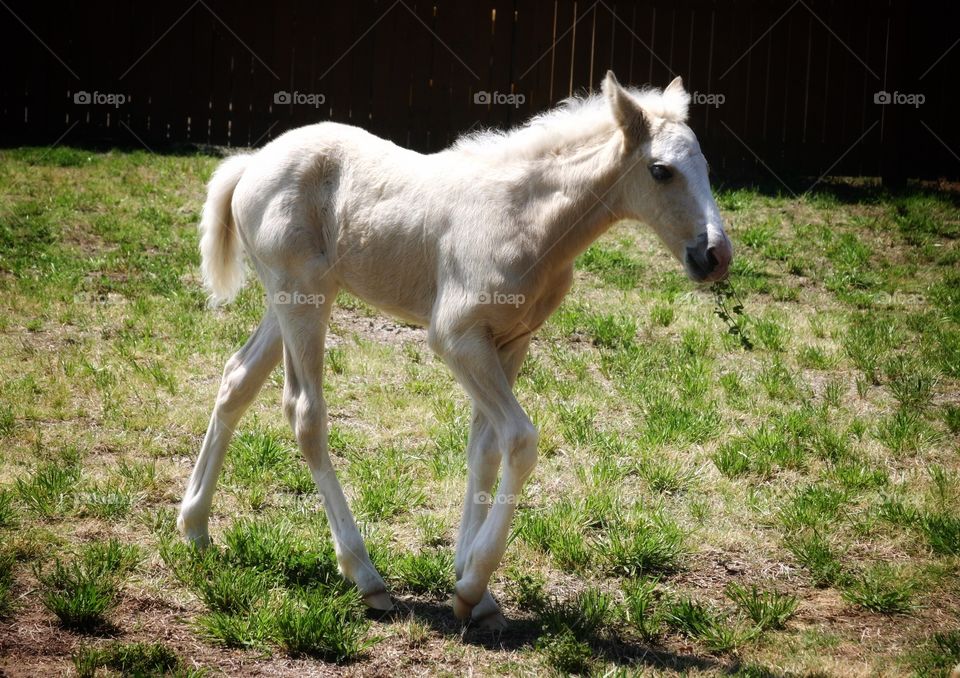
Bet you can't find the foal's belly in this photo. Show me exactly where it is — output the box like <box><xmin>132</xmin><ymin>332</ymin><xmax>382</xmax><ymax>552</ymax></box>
<box><xmin>335</xmin><ymin>249</ymin><xmax>436</xmax><ymax>327</ymax></box>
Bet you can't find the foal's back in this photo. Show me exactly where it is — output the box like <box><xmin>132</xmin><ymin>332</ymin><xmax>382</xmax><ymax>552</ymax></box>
<box><xmin>232</xmin><ymin>122</ymin><xmax>455</xmax><ymax>325</ymax></box>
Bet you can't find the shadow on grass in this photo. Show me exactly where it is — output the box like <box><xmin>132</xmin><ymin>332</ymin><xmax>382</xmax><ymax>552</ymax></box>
<box><xmin>714</xmin><ymin>170</ymin><xmax>960</xmax><ymax>206</ymax></box>
<box><xmin>374</xmin><ymin>597</ymin><xmax>732</xmax><ymax>674</ymax></box>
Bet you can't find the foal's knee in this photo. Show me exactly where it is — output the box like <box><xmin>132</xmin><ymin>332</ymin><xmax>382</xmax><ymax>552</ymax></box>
<box><xmin>284</xmin><ymin>390</ymin><xmax>327</xmax><ymax>446</ymax></box>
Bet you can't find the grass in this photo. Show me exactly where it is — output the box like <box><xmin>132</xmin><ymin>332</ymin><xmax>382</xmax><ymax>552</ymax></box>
<box><xmin>72</xmin><ymin>642</ymin><xmax>199</xmax><ymax>678</ymax></box>
<box><xmin>724</xmin><ymin>583</ymin><xmax>798</xmax><ymax>630</ymax></box>
<box><xmin>841</xmin><ymin>563</ymin><xmax>918</xmax><ymax>613</ymax></box>
<box><xmin>33</xmin><ymin>538</ymin><xmax>140</xmax><ymax>631</ymax></box>
<box><xmin>273</xmin><ymin>586</ymin><xmax>373</xmax><ymax>662</ymax></box>
<box><xmin>0</xmin><ymin>150</ymin><xmax>958</xmax><ymax>674</ymax></box>
<box><xmin>0</xmin><ymin>549</ymin><xmax>15</xmax><ymax>618</ymax></box>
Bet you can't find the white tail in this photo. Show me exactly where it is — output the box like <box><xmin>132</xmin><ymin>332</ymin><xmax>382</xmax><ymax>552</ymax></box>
<box><xmin>199</xmin><ymin>154</ymin><xmax>251</xmax><ymax>305</ymax></box>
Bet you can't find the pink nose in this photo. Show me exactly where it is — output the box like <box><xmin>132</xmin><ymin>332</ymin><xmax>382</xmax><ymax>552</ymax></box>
<box><xmin>706</xmin><ymin>240</ymin><xmax>732</xmax><ymax>281</ymax></box>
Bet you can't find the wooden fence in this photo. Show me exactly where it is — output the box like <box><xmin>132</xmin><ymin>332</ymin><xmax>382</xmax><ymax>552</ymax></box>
<box><xmin>1</xmin><ymin>1</ymin><xmax>958</xmax><ymax>182</ymax></box>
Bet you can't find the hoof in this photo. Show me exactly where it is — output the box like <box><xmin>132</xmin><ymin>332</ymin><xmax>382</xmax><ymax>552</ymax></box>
<box><xmin>180</xmin><ymin>528</ymin><xmax>210</xmax><ymax>549</ymax></box>
<box><xmin>362</xmin><ymin>589</ymin><xmax>394</xmax><ymax>611</ymax></box>
<box><xmin>177</xmin><ymin>514</ymin><xmax>210</xmax><ymax>548</ymax></box>
<box><xmin>473</xmin><ymin>609</ymin><xmax>508</xmax><ymax>631</ymax></box>
<box><xmin>452</xmin><ymin>591</ymin><xmax>476</xmax><ymax>621</ymax></box>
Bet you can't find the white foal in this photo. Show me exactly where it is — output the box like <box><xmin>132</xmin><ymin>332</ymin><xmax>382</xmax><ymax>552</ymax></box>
<box><xmin>177</xmin><ymin>71</ymin><xmax>732</xmax><ymax>629</ymax></box>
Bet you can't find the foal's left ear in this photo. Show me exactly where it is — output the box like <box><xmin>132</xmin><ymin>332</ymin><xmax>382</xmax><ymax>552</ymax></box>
<box><xmin>664</xmin><ymin>76</ymin><xmax>686</xmax><ymax>95</ymax></box>
<box><xmin>602</xmin><ymin>70</ymin><xmax>647</xmax><ymax>151</ymax></box>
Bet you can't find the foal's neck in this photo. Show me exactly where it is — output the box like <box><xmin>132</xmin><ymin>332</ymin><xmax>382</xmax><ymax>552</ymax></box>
<box><xmin>522</xmin><ymin>132</ymin><xmax>627</xmax><ymax>267</ymax></box>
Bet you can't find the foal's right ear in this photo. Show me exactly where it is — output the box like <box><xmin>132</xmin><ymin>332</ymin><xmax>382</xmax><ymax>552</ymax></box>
<box><xmin>602</xmin><ymin>70</ymin><xmax>647</xmax><ymax>150</ymax></box>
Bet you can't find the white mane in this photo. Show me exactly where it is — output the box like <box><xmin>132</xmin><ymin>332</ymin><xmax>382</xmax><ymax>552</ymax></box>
<box><xmin>451</xmin><ymin>84</ymin><xmax>691</xmax><ymax>160</ymax></box>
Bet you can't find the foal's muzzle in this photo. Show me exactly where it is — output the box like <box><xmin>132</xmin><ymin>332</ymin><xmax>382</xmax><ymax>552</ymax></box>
<box><xmin>685</xmin><ymin>231</ymin><xmax>732</xmax><ymax>283</ymax></box>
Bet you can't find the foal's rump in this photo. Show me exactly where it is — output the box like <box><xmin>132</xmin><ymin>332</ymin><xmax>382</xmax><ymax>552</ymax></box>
<box><xmin>199</xmin><ymin>122</ymin><xmax>444</xmax><ymax>324</ymax></box>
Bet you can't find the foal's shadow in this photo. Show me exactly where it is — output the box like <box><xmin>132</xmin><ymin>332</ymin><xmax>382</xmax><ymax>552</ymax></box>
<box><xmin>371</xmin><ymin>598</ymin><xmax>731</xmax><ymax>674</ymax></box>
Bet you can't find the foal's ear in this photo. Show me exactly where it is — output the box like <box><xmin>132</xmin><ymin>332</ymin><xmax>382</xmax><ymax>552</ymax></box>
<box><xmin>664</xmin><ymin>76</ymin><xmax>686</xmax><ymax>95</ymax></box>
<box><xmin>602</xmin><ymin>70</ymin><xmax>647</xmax><ymax>150</ymax></box>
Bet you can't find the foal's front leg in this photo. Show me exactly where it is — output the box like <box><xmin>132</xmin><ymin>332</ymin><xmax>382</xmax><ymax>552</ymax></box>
<box><xmin>454</xmin><ymin>335</ymin><xmax>531</xmax><ymax>628</ymax></box>
<box><xmin>436</xmin><ymin>329</ymin><xmax>537</xmax><ymax>625</ymax></box>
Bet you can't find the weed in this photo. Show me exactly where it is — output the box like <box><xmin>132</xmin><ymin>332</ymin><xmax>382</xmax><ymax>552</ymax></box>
<box><xmin>273</xmin><ymin>586</ymin><xmax>374</xmax><ymax>662</ymax></box>
<box><xmin>192</xmin><ymin>562</ymin><xmax>274</xmax><ymax>615</ymax></box>
<box><xmin>33</xmin><ymin>538</ymin><xmax>139</xmax><ymax>630</ymax></box>
<box><xmin>712</xmin><ymin>280</ymin><xmax>754</xmax><ymax>350</ymax></box>
<box><xmin>327</xmin><ymin>346</ymin><xmax>348</xmax><ymax>374</ymax></box>
<box><xmin>753</xmin><ymin>313</ymin><xmax>788</xmax><ymax>352</ymax></box>
<box><xmin>35</xmin><ymin>559</ymin><xmax>118</xmax><ymax>630</ymax></box>
<box><xmin>387</xmin><ymin>548</ymin><xmax>455</xmax><ymax>596</ymax></box>
<box><xmin>875</xmin><ymin>410</ymin><xmax>938</xmax><ymax>455</ymax></box>
<box><xmin>221</xmin><ymin>517</ymin><xmax>341</xmax><ymax>588</ymax></box>
<box><xmin>225</xmin><ymin>429</ymin><xmax>313</xmax><ymax>495</ymax></box>
<box><xmin>885</xmin><ymin>354</ymin><xmax>937</xmax><ymax>413</ymax></box>
<box><xmin>778</xmin><ymin>485</ymin><xmax>849</xmax><ymax>532</ymax></box>
<box><xmin>0</xmin><ymin>550</ymin><xmax>15</xmax><ymax>618</ymax></box>
<box><xmin>908</xmin><ymin>629</ymin><xmax>960</xmax><ymax>677</ymax></box>
<box><xmin>943</xmin><ymin>404</ymin><xmax>960</xmax><ymax>434</ymax></box>
<box><xmin>600</xmin><ymin>509</ymin><xmax>685</xmax><ymax>576</ymax></box>
<box><xmin>650</xmin><ymin>303</ymin><xmax>675</xmax><ymax>327</ymax></box>
<box><xmin>536</xmin><ymin>627</ymin><xmax>593</xmax><ymax>674</ymax></box>
<box><xmin>842</xmin><ymin>563</ymin><xmax>917</xmax><ymax>613</ymax></box>
<box><xmin>195</xmin><ymin>607</ymin><xmax>275</xmax><ymax>649</ymax></box>
<box><xmin>638</xmin><ymin>457</ymin><xmax>694</xmax><ymax>494</ymax></box>
<box><xmin>82</xmin><ymin>482</ymin><xmax>136</xmax><ymax>519</ymax></box>
<box><xmin>72</xmin><ymin>642</ymin><xmax>190</xmax><ymax>678</ymax></box>
<box><xmin>620</xmin><ymin>577</ymin><xmax>661</xmax><ymax>640</ymax></box>
<box><xmin>725</xmin><ymin>583</ymin><xmax>797</xmax><ymax>629</ymax></box>
<box><xmin>537</xmin><ymin>587</ymin><xmax>614</xmax><ymax>639</ymax></box>
<box><xmin>0</xmin><ymin>489</ymin><xmax>18</xmax><ymax>528</ymax></box>
<box><xmin>350</xmin><ymin>446</ymin><xmax>425</xmax><ymax>521</ymax></box>
<box><xmin>16</xmin><ymin>457</ymin><xmax>81</xmax><ymax>518</ymax></box>
<box><xmin>515</xmin><ymin>502</ymin><xmax>592</xmax><ymax>572</ymax></box>
<box><xmin>798</xmin><ymin>345</ymin><xmax>837</xmax><ymax>370</ymax></box>
<box><xmin>785</xmin><ymin>531</ymin><xmax>845</xmax><ymax>587</ymax></box>
<box><xmin>584</xmin><ymin>312</ymin><xmax>636</xmax><ymax>349</ymax></box>
<box><xmin>663</xmin><ymin>597</ymin><xmax>755</xmax><ymax>652</ymax></box>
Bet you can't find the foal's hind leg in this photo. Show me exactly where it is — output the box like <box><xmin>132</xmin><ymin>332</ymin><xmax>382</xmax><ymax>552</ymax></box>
<box><xmin>178</xmin><ymin>310</ymin><xmax>283</xmax><ymax>545</ymax></box>
<box><xmin>271</xmin><ymin>280</ymin><xmax>392</xmax><ymax>611</ymax></box>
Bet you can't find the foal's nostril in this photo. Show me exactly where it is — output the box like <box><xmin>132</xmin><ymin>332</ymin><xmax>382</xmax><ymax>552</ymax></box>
<box><xmin>705</xmin><ymin>246</ymin><xmax>720</xmax><ymax>271</ymax></box>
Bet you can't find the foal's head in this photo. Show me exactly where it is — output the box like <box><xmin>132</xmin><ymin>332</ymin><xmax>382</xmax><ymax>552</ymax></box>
<box><xmin>603</xmin><ymin>71</ymin><xmax>732</xmax><ymax>283</ymax></box>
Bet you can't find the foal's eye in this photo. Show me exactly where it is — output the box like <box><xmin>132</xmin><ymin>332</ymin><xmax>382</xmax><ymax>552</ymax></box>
<box><xmin>649</xmin><ymin>164</ymin><xmax>673</xmax><ymax>182</ymax></box>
